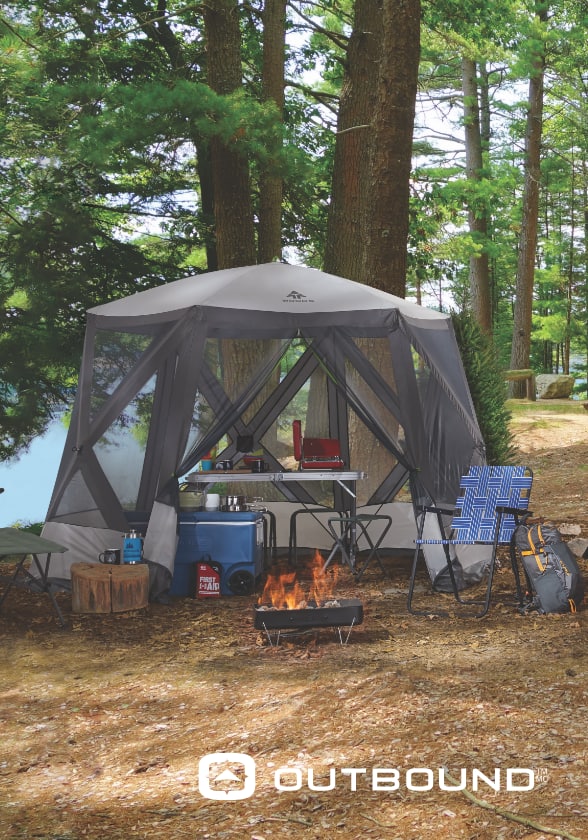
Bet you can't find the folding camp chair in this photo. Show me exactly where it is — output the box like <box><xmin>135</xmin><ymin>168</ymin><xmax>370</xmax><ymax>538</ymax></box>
<box><xmin>408</xmin><ymin>465</ymin><xmax>533</xmax><ymax>618</ymax></box>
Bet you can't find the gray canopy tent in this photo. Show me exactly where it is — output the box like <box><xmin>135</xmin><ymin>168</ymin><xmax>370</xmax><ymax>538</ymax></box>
<box><xmin>42</xmin><ymin>263</ymin><xmax>486</xmax><ymax>586</ymax></box>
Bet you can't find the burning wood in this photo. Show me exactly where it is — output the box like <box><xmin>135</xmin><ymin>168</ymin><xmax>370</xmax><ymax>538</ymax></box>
<box><xmin>255</xmin><ymin>550</ymin><xmax>362</xmax><ymax>643</ymax></box>
<box><xmin>258</xmin><ymin>549</ymin><xmax>340</xmax><ymax>610</ymax></box>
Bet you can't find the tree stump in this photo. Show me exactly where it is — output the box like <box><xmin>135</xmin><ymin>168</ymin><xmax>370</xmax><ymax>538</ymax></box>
<box><xmin>71</xmin><ymin>563</ymin><xmax>149</xmax><ymax>614</ymax></box>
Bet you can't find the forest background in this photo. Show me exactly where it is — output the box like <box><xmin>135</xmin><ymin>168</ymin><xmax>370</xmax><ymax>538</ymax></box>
<box><xmin>1</xmin><ymin>0</ymin><xmax>587</xmax><ymax>465</ymax></box>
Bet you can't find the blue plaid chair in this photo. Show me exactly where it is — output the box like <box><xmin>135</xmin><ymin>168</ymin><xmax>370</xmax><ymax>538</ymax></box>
<box><xmin>408</xmin><ymin>466</ymin><xmax>533</xmax><ymax>618</ymax></box>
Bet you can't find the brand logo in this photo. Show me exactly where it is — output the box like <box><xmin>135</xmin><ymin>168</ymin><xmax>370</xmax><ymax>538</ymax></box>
<box><xmin>283</xmin><ymin>289</ymin><xmax>314</xmax><ymax>303</ymax></box>
<box><xmin>198</xmin><ymin>752</ymin><xmax>256</xmax><ymax>800</ymax></box>
<box><xmin>197</xmin><ymin>753</ymin><xmax>536</xmax><ymax>801</ymax></box>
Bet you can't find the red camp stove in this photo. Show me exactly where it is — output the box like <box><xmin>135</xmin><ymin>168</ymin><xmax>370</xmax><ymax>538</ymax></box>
<box><xmin>254</xmin><ymin>598</ymin><xmax>363</xmax><ymax>646</ymax></box>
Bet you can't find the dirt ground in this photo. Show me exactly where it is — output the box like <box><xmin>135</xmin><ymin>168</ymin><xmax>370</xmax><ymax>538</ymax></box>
<box><xmin>1</xmin><ymin>403</ymin><xmax>587</xmax><ymax>840</ymax></box>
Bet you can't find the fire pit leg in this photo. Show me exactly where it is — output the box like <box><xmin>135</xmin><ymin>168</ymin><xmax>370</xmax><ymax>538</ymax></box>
<box><xmin>260</xmin><ymin>621</ymin><xmax>357</xmax><ymax>646</ymax></box>
<box><xmin>334</xmin><ymin>618</ymin><xmax>357</xmax><ymax>645</ymax></box>
<box><xmin>260</xmin><ymin>622</ymin><xmax>282</xmax><ymax>647</ymax></box>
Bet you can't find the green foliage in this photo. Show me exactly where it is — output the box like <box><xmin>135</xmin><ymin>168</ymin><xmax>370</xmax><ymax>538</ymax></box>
<box><xmin>415</xmin><ymin>0</ymin><xmax>588</xmax><ymax>390</ymax></box>
<box><xmin>10</xmin><ymin>520</ymin><xmax>44</xmax><ymax>535</ymax></box>
<box><xmin>452</xmin><ymin>311</ymin><xmax>516</xmax><ymax>465</ymax></box>
<box><xmin>1</xmin><ymin>0</ymin><xmax>588</xmax><ymax>462</ymax></box>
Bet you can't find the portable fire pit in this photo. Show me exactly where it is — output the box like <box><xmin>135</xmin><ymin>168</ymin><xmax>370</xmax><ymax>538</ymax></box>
<box><xmin>254</xmin><ymin>598</ymin><xmax>363</xmax><ymax>646</ymax></box>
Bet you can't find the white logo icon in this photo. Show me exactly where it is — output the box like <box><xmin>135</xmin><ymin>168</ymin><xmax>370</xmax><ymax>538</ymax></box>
<box><xmin>198</xmin><ymin>752</ymin><xmax>256</xmax><ymax>800</ymax></box>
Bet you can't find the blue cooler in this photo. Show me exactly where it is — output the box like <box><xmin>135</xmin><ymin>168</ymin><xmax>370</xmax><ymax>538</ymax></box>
<box><xmin>171</xmin><ymin>511</ymin><xmax>264</xmax><ymax>597</ymax></box>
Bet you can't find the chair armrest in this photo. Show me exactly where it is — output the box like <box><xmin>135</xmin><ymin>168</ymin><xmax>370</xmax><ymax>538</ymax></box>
<box><xmin>417</xmin><ymin>504</ymin><xmax>455</xmax><ymax>517</ymax></box>
<box><xmin>496</xmin><ymin>505</ymin><xmax>533</xmax><ymax>516</ymax></box>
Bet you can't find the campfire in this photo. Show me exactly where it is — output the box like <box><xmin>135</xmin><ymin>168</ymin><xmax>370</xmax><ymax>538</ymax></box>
<box><xmin>258</xmin><ymin>549</ymin><xmax>340</xmax><ymax>611</ymax></box>
<box><xmin>254</xmin><ymin>550</ymin><xmax>363</xmax><ymax>644</ymax></box>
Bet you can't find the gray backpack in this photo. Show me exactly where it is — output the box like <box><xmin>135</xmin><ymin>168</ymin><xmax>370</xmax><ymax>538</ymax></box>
<box><xmin>514</xmin><ymin>522</ymin><xmax>584</xmax><ymax>614</ymax></box>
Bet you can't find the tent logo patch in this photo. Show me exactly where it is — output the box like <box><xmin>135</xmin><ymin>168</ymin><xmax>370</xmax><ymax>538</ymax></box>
<box><xmin>284</xmin><ymin>289</ymin><xmax>314</xmax><ymax>303</ymax></box>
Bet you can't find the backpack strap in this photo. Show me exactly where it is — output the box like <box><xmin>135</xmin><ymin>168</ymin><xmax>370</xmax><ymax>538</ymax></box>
<box><xmin>520</xmin><ymin>527</ymin><xmax>546</xmax><ymax>573</ymax></box>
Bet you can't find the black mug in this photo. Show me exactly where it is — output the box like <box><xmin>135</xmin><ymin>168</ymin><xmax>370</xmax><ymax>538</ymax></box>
<box><xmin>99</xmin><ymin>548</ymin><xmax>121</xmax><ymax>564</ymax></box>
<box><xmin>251</xmin><ymin>459</ymin><xmax>267</xmax><ymax>473</ymax></box>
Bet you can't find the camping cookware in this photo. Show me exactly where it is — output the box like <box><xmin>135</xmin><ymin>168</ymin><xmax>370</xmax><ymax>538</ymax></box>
<box><xmin>99</xmin><ymin>548</ymin><xmax>120</xmax><ymax>564</ymax></box>
<box><xmin>204</xmin><ymin>493</ymin><xmax>220</xmax><ymax>510</ymax></box>
<box><xmin>122</xmin><ymin>530</ymin><xmax>143</xmax><ymax>564</ymax></box>
<box><xmin>179</xmin><ymin>483</ymin><xmax>205</xmax><ymax>511</ymax></box>
<box><xmin>220</xmin><ymin>494</ymin><xmax>247</xmax><ymax>511</ymax></box>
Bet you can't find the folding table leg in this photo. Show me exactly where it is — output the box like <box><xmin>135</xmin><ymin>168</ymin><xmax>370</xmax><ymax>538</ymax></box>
<box><xmin>0</xmin><ymin>552</ymin><xmax>67</xmax><ymax>627</ymax></box>
<box><xmin>0</xmin><ymin>556</ymin><xmax>29</xmax><ymax>610</ymax></box>
<box><xmin>354</xmin><ymin>516</ymin><xmax>393</xmax><ymax>581</ymax></box>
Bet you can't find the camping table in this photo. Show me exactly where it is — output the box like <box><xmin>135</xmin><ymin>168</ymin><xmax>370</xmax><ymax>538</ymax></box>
<box><xmin>0</xmin><ymin>528</ymin><xmax>69</xmax><ymax>626</ymax></box>
<box><xmin>184</xmin><ymin>470</ymin><xmax>367</xmax><ymax>564</ymax></box>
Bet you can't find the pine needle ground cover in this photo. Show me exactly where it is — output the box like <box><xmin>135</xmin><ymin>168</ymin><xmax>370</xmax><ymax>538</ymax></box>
<box><xmin>1</xmin><ymin>405</ymin><xmax>587</xmax><ymax>840</ymax></box>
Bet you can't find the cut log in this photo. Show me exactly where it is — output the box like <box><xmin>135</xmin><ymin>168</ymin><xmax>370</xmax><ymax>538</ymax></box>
<box><xmin>111</xmin><ymin>564</ymin><xmax>149</xmax><ymax>612</ymax></box>
<box><xmin>71</xmin><ymin>563</ymin><xmax>149</xmax><ymax>614</ymax></box>
<box><xmin>71</xmin><ymin>563</ymin><xmax>111</xmax><ymax>614</ymax></box>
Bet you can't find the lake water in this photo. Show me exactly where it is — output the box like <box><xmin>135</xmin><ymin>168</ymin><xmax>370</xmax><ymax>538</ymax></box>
<box><xmin>0</xmin><ymin>420</ymin><xmax>68</xmax><ymax>527</ymax></box>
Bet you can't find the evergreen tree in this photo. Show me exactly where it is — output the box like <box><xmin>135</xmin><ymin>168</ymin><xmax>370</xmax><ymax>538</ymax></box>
<box><xmin>452</xmin><ymin>311</ymin><xmax>515</xmax><ymax>465</ymax></box>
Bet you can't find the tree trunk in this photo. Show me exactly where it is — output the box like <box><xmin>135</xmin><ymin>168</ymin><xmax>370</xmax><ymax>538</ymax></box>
<box><xmin>478</xmin><ymin>62</ymin><xmax>499</xmax><ymax>320</ymax></box>
<box><xmin>362</xmin><ymin>0</ymin><xmax>420</xmax><ymax>296</ymax></box>
<box><xmin>196</xmin><ymin>141</ymin><xmax>219</xmax><ymax>271</ymax></box>
<box><xmin>584</xmin><ymin>159</ymin><xmax>588</xmax><ymax>380</ymax></box>
<box><xmin>462</xmin><ymin>56</ymin><xmax>492</xmax><ymax>334</ymax></box>
<box><xmin>258</xmin><ymin>0</ymin><xmax>286</xmax><ymax>263</ymax></box>
<box><xmin>324</xmin><ymin>0</ymin><xmax>420</xmax><ymax>501</ymax></box>
<box><xmin>479</xmin><ymin>62</ymin><xmax>491</xmax><ymax>145</ymax></box>
<box><xmin>203</xmin><ymin>0</ymin><xmax>256</xmax><ymax>268</ymax></box>
<box><xmin>323</xmin><ymin>0</ymin><xmax>382</xmax><ymax>280</ymax></box>
<box><xmin>510</xmin><ymin>3</ymin><xmax>548</xmax><ymax>394</ymax></box>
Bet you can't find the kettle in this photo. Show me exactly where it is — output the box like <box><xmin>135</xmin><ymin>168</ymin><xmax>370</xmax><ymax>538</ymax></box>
<box><xmin>122</xmin><ymin>530</ymin><xmax>143</xmax><ymax>564</ymax></box>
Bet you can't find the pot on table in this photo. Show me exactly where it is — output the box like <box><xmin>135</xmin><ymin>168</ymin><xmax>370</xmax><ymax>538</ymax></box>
<box><xmin>220</xmin><ymin>494</ymin><xmax>247</xmax><ymax>511</ymax></box>
<box><xmin>179</xmin><ymin>483</ymin><xmax>205</xmax><ymax>511</ymax></box>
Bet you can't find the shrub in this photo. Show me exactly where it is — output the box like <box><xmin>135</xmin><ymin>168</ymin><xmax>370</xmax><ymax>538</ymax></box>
<box><xmin>451</xmin><ymin>312</ymin><xmax>516</xmax><ymax>465</ymax></box>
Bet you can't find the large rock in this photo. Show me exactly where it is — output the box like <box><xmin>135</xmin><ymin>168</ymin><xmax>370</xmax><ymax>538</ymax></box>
<box><xmin>566</xmin><ymin>538</ymin><xmax>588</xmax><ymax>559</ymax></box>
<box><xmin>558</xmin><ymin>523</ymin><xmax>582</xmax><ymax>536</ymax></box>
<box><xmin>536</xmin><ymin>373</ymin><xmax>575</xmax><ymax>399</ymax></box>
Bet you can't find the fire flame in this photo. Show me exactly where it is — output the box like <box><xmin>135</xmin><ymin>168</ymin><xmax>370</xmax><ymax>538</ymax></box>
<box><xmin>259</xmin><ymin>549</ymin><xmax>339</xmax><ymax>609</ymax></box>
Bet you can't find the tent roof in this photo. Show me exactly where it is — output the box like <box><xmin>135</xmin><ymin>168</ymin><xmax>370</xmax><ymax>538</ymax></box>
<box><xmin>88</xmin><ymin>263</ymin><xmax>447</xmax><ymax>321</ymax></box>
